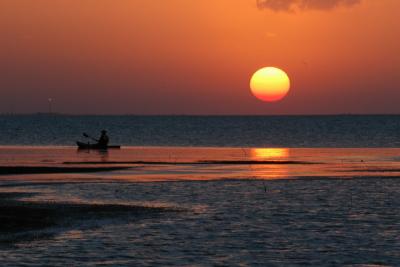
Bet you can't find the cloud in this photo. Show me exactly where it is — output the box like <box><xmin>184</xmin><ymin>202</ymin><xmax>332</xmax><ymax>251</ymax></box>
<box><xmin>256</xmin><ymin>0</ymin><xmax>361</xmax><ymax>12</ymax></box>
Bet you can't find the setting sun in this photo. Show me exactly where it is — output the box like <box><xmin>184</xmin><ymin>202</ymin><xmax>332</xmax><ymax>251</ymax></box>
<box><xmin>250</xmin><ymin>67</ymin><xmax>291</xmax><ymax>102</ymax></box>
<box><xmin>1</xmin><ymin>1</ymin><xmax>399</xmax><ymax>265</ymax></box>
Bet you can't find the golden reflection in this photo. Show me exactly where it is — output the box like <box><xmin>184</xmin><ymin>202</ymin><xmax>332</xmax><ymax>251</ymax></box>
<box><xmin>250</xmin><ymin>148</ymin><xmax>290</xmax><ymax>179</ymax></box>
<box><xmin>251</xmin><ymin>148</ymin><xmax>289</xmax><ymax>160</ymax></box>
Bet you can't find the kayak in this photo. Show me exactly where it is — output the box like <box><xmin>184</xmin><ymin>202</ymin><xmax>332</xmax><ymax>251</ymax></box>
<box><xmin>76</xmin><ymin>141</ymin><xmax>121</xmax><ymax>149</ymax></box>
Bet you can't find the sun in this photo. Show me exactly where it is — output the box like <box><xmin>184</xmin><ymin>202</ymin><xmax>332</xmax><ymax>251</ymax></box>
<box><xmin>250</xmin><ymin>67</ymin><xmax>290</xmax><ymax>102</ymax></box>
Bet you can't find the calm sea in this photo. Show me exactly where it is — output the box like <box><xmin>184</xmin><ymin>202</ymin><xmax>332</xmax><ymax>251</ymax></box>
<box><xmin>1</xmin><ymin>115</ymin><xmax>400</xmax><ymax>265</ymax></box>
<box><xmin>0</xmin><ymin>115</ymin><xmax>400</xmax><ymax>147</ymax></box>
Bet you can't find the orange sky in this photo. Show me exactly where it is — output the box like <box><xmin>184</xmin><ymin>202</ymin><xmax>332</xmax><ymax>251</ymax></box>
<box><xmin>0</xmin><ymin>0</ymin><xmax>399</xmax><ymax>114</ymax></box>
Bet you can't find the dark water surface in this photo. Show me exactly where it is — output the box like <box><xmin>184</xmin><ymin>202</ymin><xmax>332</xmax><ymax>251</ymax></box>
<box><xmin>1</xmin><ymin>114</ymin><xmax>400</xmax><ymax>266</ymax></box>
<box><xmin>1</xmin><ymin>115</ymin><xmax>400</xmax><ymax>147</ymax></box>
<box><xmin>1</xmin><ymin>178</ymin><xmax>399</xmax><ymax>266</ymax></box>
<box><xmin>0</xmin><ymin>147</ymin><xmax>399</xmax><ymax>266</ymax></box>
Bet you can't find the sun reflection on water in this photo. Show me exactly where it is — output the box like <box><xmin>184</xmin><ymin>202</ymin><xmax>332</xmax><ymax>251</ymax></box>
<box><xmin>250</xmin><ymin>148</ymin><xmax>290</xmax><ymax>179</ymax></box>
<box><xmin>251</xmin><ymin>148</ymin><xmax>289</xmax><ymax>160</ymax></box>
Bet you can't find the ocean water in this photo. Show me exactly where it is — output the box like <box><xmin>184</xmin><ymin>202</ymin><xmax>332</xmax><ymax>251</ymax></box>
<box><xmin>1</xmin><ymin>114</ymin><xmax>400</xmax><ymax>147</ymax></box>
<box><xmin>1</xmin><ymin>177</ymin><xmax>399</xmax><ymax>266</ymax></box>
<box><xmin>1</xmin><ymin>115</ymin><xmax>400</xmax><ymax>266</ymax></box>
<box><xmin>0</xmin><ymin>153</ymin><xmax>400</xmax><ymax>266</ymax></box>
<box><xmin>0</xmin><ymin>147</ymin><xmax>400</xmax><ymax>265</ymax></box>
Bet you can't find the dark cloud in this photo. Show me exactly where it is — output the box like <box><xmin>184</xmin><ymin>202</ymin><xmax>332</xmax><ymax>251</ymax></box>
<box><xmin>256</xmin><ymin>0</ymin><xmax>361</xmax><ymax>12</ymax></box>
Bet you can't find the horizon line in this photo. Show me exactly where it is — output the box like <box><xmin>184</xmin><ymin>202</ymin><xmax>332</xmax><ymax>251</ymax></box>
<box><xmin>1</xmin><ymin>112</ymin><xmax>400</xmax><ymax>117</ymax></box>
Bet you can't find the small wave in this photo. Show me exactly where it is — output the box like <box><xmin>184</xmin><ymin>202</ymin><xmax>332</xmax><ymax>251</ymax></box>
<box><xmin>345</xmin><ymin>264</ymin><xmax>392</xmax><ymax>267</ymax></box>
<box><xmin>0</xmin><ymin>166</ymin><xmax>132</xmax><ymax>176</ymax></box>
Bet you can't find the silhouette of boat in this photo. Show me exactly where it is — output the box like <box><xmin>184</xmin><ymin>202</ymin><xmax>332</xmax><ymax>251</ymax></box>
<box><xmin>76</xmin><ymin>141</ymin><xmax>121</xmax><ymax>149</ymax></box>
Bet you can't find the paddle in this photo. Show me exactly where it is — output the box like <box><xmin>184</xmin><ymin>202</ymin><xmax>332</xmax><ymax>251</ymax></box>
<box><xmin>83</xmin><ymin>133</ymin><xmax>98</xmax><ymax>142</ymax></box>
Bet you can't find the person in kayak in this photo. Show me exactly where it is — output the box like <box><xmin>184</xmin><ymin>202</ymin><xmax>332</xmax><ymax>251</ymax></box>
<box><xmin>97</xmin><ymin>130</ymin><xmax>109</xmax><ymax>147</ymax></box>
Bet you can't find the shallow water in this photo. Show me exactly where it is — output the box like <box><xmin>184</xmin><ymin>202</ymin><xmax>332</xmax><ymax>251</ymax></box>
<box><xmin>1</xmin><ymin>179</ymin><xmax>399</xmax><ymax>266</ymax></box>
<box><xmin>1</xmin><ymin>146</ymin><xmax>400</xmax><ymax>181</ymax></box>
<box><xmin>0</xmin><ymin>147</ymin><xmax>400</xmax><ymax>266</ymax></box>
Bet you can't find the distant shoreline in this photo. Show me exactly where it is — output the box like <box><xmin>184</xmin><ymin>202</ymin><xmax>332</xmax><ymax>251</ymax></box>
<box><xmin>1</xmin><ymin>113</ymin><xmax>400</xmax><ymax>117</ymax></box>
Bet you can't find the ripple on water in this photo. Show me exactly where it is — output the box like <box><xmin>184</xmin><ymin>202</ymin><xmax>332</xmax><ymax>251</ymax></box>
<box><xmin>0</xmin><ymin>177</ymin><xmax>400</xmax><ymax>266</ymax></box>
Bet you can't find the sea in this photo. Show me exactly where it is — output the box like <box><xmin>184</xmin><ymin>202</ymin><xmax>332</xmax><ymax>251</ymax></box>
<box><xmin>0</xmin><ymin>115</ymin><xmax>399</xmax><ymax>266</ymax></box>
<box><xmin>0</xmin><ymin>114</ymin><xmax>400</xmax><ymax>147</ymax></box>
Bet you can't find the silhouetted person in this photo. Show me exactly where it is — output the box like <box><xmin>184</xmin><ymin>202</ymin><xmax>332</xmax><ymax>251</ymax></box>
<box><xmin>97</xmin><ymin>130</ymin><xmax>109</xmax><ymax>147</ymax></box>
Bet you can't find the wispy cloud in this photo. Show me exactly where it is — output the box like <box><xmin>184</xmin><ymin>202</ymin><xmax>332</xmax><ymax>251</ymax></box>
<box><xmin>256</xmin><ymin>0</ymin><xmax>361</xmax><ymax>12</ymax></box>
